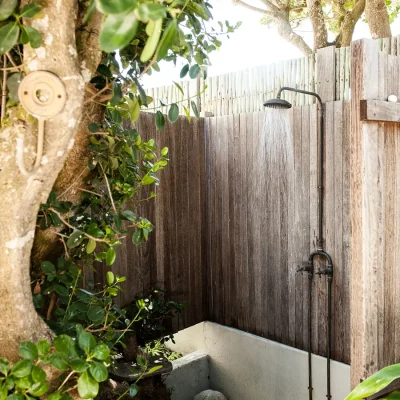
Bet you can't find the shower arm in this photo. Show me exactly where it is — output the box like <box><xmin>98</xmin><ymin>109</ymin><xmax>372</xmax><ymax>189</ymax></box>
<box><xmin>276</xmin><ymin>87</ymin><xmax>324</xmax><ymax>250</ymax></box>
<box><xmin>276</xmin><ymin>87</ymin><xmax>323</xmax><ymax>109</ymax></box>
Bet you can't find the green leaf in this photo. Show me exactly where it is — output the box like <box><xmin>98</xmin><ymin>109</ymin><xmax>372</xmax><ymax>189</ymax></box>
<box><xmin>183</xmin><ymin>106</ymin><xmax>191</xmax><ymax>122</ymax></box>
<box><xmin>36</xmin><ymin>340</ymin><xmax>51</xmax><ymax>356</ymax></box>
<box><xmin>155</xmin><ymin>111</ymin><xmax>165</xmax><ymax>131</ymax></box>
<box><xmin>156</xmin><ymin>19</ymin><xmax>177</xmax><ymax>61</ymax></box>
<box><xmin>127</xmin><ymin>97</ymin><xmax>140</xmax><ymax>123</ymax></box>
<box><xmin>346</xmin><ymin>364</ymin><xmax>400</xmax><ymax>400</ymax></box>
<box><xmin>28</xmin><ymin>381</ymin><xmax>48</xmax><ymax>397</ymax></box>
<box><xmin>110</xmin><ymin>82</ymin><xmax>123</xmax><ymax>105</ymax></box>
<box><xmin>140</xmin><ymin>18</ymin><xmax>163</xmax><ymax>63</ymax></box>
<box><xmin>7</xmin><ymin>72</ymin><xmax>22</xmax><ymax>103</ymax></box>
<box><xmin>88</xmin><ymin>123</ymin><xmax>100</xmax><ymax>133</ymax></box>
<box><xmin>105</xmin><ymin>247</ymin><xmax>116</xmax><ymax>266</ymax></box>
<box><xmin>86</xmin><ymin>225</ymin><xmax>105</xmax><ymax>238</ymax></box>
<box><xmin>0</xmin><ymin>22</ymin><xmax>19</xmax><ymax>54</ymax></box>
<box><xmin>189</xmin><ymin>64</ymin><xmax>201</xmax><ymax>79</ymax></box>
<box><xmin>132</xmin><ymin>229</ymin><xmax>143</xmax><ymax>245</ymax></box>
<box><xmin>92</xmin><ymin>344</ymin><xmax>110</xmax><ymax>361</ymax></box>
<box><xmin>11</xmin><ymin>360</ymin><xmax>32</xmax><ymax>378</ymax></box>
<box><xmin>67</xmin><ymin>230</ymin><xmax>84</xmax><ymax>249</ymax></box>
<box><xmin>99</xmin><ymin>12</ymin><xmax>139</xmax><ymax>53</ymax></box>
<box><xmin>6</xmin><ymin>394</ymin><xmax>24</xmax><ymax>400</ymax></box>
<box><xmin>49</xmin><ymin>353</ymin><xmax>69</xmax><ymax>371</ymax></box>
<box><xmin>47</xmin><ymin>391</ymin><xmax>62</xmax><ymax>400</ymax></box>
<box><xmin>70</xmin><ymin>359</ymin><xmax>89</xmax><ymax>373</ymax></box>
<box><xmin>106</xmin><ymin>271</ymin><xmax>115</xmax><ymax>285</ymax></box>
<box><xmin>141</xmin><ymin>175</ymin><xmax>155</xmax><ymax>185</ymax></box>
<box><xmin>19</xmin><ymin>2</ymin><xmax>41</xmax><ymax>18</ymax></box>
<box><xmin>173</xmin><ymin>81</ymin><xmax>184</xmax><ymax>96</ymax></box>
<box><xmin>0</xmin><ymin>359</ymin><xmax>10</xmax><ymax>375</ymax></box>
<box><xmin>31</xmin><ymin>366</ymin><xmax>46</xmax><ymax>383</ymax></box>
<box><xmin>95</xmin><ymin>0</ymin><xmax>134</xmax><ymax>14</ymax></box>
<box><xmin>5</xmin><ymin>376</ymin><xmax>14</xmax><ymax>391</ymax></box>
<box><xmin>18</xmin><ymin>342</ymin><xmax>38</xmax><ymax>360</ymax></box>
<box><xmin>0</xmin><ymin>0</ymin><xmax>18</xmax><ymax>21</ymax></box>
<box><xmin>147</xmin><ymin>365</ymin><xmax>162</xmax><ymax>374</ymax></box>
<box><xmin>86</xmin><ymin>238</ymin><xmax>96</xmax><ymax>254</ymax></box>
<box><xmin>191</xmin><ymin>100</ymin><xmax>200</xmax><ymax>119</ymax></box>
<box><xmin>120</xmin><ymin>210</ymin><xmax>137</xmax><ymax>222</ymax></box>
<box><xmin>41</xmin><ymin>261</ymin><xmax>56</xmax><ymax>281</ymax></box>
<box><xmin>78</xmin><ymin>331</ymin><xmax>96</xmax><ymax>354</ymax></box>
<box><xmin>136</xmin><ymin>3</ymin><xmax>165</xmax><ymax>21</ymax></box>
<box><xmin>0</xmin><ymin>383</ymin><xmax>7</xmax><ymax>400</ymax></box>
<box><xmin>168</xmin><ymin>103</ymin><xmax>179</xmax><ymax>123</ymax></box>
<box><xmin>54</xmin><ymin>284</ymin><xmax>69</xmax><ymax>297</ymax></box>
<box><xmin>180</xmin><ymin>64</ymin><xmax>189</xmax><ymax>78</ymax></box>
<box><xmin>89</xmin><ymin>361</ymin><xmax>108</xmax><ymax>382</ymax></box>
<box><xmin>384</xmin><ymin>392</ymin><xmax>400</xmax><ymax>399</ymax></box>
<box><xmin>54</xmin><ymin>335</ymin><xmax>78</xmax><ymax>357</ymax></box>
<box><xmin>136</xmin><ymin>356</ymin><xmax>146</xmax><ymax>369</ymax></box>
<box><xmin>77</xmin><ymin>371</ymin><xmax>99</xmax><ymax>399</ymax></box>
<box><xmin>129</xmin><ymin>384</ymin><xmax>139</xmax><ymax>397</ymax></box>
<box><xmin>22</xmin><ymin>26</ymin><xmax>41</xmax><ymax>48</ymax></box>
<box><xmin>87</xmin><ymin>306</ymin><xmax>105</xmax><ymax>323</ymax></box>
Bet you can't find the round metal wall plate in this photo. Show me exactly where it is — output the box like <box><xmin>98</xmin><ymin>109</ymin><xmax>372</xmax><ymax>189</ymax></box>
<box><xmin>18</xmin><ymin>71</ymin><xmax>67</xmax><ymax>119</ymax></box>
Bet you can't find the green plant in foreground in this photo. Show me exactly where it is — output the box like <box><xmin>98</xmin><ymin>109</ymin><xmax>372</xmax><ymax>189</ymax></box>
<box><xmin>346</xmin><ymin>364</ymin><xmax>400</xmax><ymax>400</ymax></box>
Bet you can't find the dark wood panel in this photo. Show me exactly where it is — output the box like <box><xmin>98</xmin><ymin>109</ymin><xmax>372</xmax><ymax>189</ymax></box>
<box><xmin>96</xmin><ymin>113</ymin><xmax>207</xmax><ymax>332</ymax></box>
<box><xmin>207</xmin><ymin>105</ymin><xmax>351</xmax><ymax>364</ymax></box>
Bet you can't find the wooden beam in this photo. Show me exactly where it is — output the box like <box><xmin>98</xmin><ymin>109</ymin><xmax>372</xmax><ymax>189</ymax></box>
<box><xmin>360</xmin><ymin>100</ymin><xmax>400</xmax><ymax>122</ymax></box>
<box><xmin>316</xmin><ymin>46</ymin><xmax>336</xmax><ymax>102</ymax></box>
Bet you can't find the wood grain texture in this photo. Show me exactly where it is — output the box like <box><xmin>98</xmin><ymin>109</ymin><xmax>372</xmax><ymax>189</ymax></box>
<box><xmin>360</xmin><ymin>100</ymin><xmax>400</xmax><ymax>122</ymax></box>
<box><xmin>96</xmin><ymin>113</ymin><xmax>207</xmax><ymax>332</ymax></box>
<box><xmin>207</xmin><ymin>105</ymin><xmax>351</xmax><ymax>364</ymax></box>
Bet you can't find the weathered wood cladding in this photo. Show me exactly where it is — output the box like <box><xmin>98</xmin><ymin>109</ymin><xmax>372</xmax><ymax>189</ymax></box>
<box><xmin>206</xmin><ymin>105</ymin><xmax>351</xmax><ymax>364</ymax></box>
<box><xmin>96</xmin><ymin>113</ymin><xmax>208</xmax><ymax>333</ymax></box>
<box><xmin>107</xmin><ymin>105</ymin><xmax>352</xmax><ymax>364</ymax></box>
<box><xmin>105</xmin><ymin>38</ymin><xmax>400</xmax><ymax>372</ymax></box>
<box><xmin>145</xmin><ymin>36</ymin><xmax>400</xmax><ymax>117</ymax></box>
<box><xmin>350</xmin><ymin>40</ymin><xmax>400</xmax><ymax>386</ymax></box>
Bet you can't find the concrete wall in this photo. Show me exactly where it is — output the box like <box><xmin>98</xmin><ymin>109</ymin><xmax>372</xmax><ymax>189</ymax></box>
<box><xmin>168</xmin><ymin>322</ymin><xmax>351</xmax><ymax>400</ymax></box>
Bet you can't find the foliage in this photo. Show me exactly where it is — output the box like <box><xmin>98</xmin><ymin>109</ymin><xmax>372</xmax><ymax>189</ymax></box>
<box><xmin>144</xmin><ymin>339</ymin><xmax>182</xmax><ymax>361</ymax></box>
<box><xmin>346</xmin><ymin>364</ymin><xmax>400</xmax><ymax>400</ymax></box>
<box><xmin>0</xmin><ymin>0</ymin><xmax>237</xmax><ymax>398</ymax></box>
<box><xmin>124</xmin><ymin>289</ymin><xmax>186</xmax><ymax>344</ymax></box>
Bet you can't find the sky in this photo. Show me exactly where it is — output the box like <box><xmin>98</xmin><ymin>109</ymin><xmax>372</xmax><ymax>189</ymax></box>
<box><xmin>143</xmin><ymin>0</ymin><xmax>400</xmax><ymax>88</ymax></box>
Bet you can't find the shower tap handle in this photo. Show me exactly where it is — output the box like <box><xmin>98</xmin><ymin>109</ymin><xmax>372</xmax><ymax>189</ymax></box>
<box><xmin>296</xmin><ymin>263</ymin><xmax>312</xmax><ymax>274</ymax></box>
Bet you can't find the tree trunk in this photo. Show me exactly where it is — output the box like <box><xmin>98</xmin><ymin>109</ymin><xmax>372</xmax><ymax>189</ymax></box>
<box><xmin>365</xmin><ymin>0</ymin><xmax>391</xmax><ymax>39</ymax></box>
<box><xmin>30</xmin><ymin>9</ymin><xmax>103</xmax><ymax>271</ymax></box>
<box><xmin>0</xmin><ymin>0</ymin><xmax>98</xmax><ymax>361</ymax></box>
<box><xmin>306</xmin><ymin>0</ymin><xmax>328</xmax><ymax>50</ymax></box>
<box><xmin>338</xmin><ymin>0</ymin><xmax>366</xmax><ymax>47</ymax></box>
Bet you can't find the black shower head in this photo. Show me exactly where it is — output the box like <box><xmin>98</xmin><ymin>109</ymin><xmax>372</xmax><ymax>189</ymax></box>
<box><xmin>263</xmin><ymin>98</ymin><xmax>292</xmax><ymax>109</ymax></box>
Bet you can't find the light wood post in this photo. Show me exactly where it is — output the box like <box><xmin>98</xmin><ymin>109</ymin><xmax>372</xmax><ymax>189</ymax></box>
<box><xmin>350</xmin><ymin>38</ymin><xmax>384</xmax><ymax>387</ymax></box>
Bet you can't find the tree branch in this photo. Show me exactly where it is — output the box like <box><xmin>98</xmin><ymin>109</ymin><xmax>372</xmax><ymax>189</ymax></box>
<box><xmin>233</xmin><ymin>0</ymin><xmax>275</xmax><ymax>15</ymax></box>
<box><xmin>337</xmin><ymin>0</ymin><xmax>366</xmax><ymax>47</ymax></box>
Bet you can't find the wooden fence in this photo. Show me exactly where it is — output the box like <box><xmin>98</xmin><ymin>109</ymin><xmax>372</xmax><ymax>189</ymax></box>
<box><xmin>106</xmin><ymin>38</ymin><xmax>400</xmax><ymax>372</ymax></box>
<box><xmin>106</xmin><ymin>103</ymin><xmax>351</xmax><ymax>364</ymax></box>
<box><xmin>96</xmin><ymin>113</ymin><xmax>208</xmax><ymax>332</ymax></box>
<box><xmin>206</xmin><ymin>103</ymin><xmax>351</xmax><ymax>364</ymax></box>
<box><xmin>146</xmin><ymin>35</ymin><xmax>400</xmax><ymax>117</ymax></box>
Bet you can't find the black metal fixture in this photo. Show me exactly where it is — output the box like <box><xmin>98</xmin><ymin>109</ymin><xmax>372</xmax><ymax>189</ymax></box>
<box><xmin>264</xmin><ymin>87</ymin><xmax>334</xmax><ymax>400</ymax></box>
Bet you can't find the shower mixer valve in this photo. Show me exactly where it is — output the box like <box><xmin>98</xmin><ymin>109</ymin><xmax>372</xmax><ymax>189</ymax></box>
<box><xmin>296</xmin><ymin>262</ymin><xmax>313</xmax><ymax>275</ymax></box>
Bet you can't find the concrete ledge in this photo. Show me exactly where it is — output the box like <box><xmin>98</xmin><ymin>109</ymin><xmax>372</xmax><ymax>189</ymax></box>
<box><xmin>165</xmin><ymin>351</ymin><xmax>210</xmax><ymax>400</ymax></box>
<box><xmin>167</xmin><ymin>322</ymin><xmax>351</xmax><ymax>400</ymax></box>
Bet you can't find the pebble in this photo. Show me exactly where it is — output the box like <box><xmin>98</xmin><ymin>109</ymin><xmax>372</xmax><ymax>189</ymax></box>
<box><xmin>194</xmin><ymin>390</ymin><xmax>227</xmax><ymax>400</ymax></box>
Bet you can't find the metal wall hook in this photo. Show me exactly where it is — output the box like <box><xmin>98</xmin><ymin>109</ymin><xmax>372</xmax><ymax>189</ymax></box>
<box><xmin>16</xmin><ymin>71</ymin><xmax>66</xmax><ymax>177</ymax></box>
